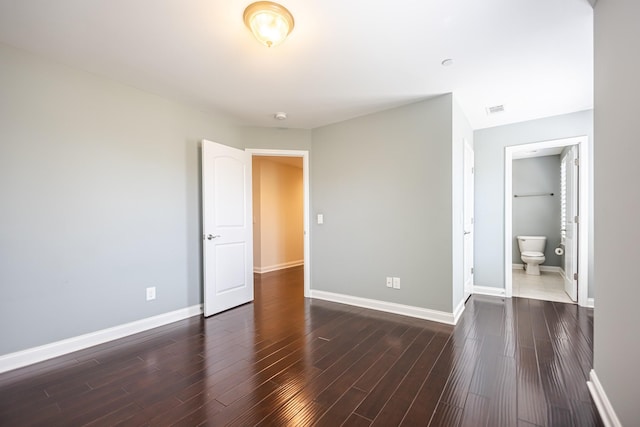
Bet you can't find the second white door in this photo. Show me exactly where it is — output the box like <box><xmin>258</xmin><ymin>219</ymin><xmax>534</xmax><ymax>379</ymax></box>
<box><xmin>463</xmin><ymin>141</ymin><xmax>475</xmax><ymax>300</ymax></box>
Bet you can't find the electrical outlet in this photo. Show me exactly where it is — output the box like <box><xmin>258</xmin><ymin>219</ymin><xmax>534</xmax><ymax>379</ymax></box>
<box><xmin>386</xmin><ymin>277</ymin><xmax>393</xmax><ymax>288</ymax></box>
<box><xmin>146</xmin><ymin>286</ymin><xmax>156</xmax><ymax>301</ymax></box>
<box><xmin>392</xmin><ymin>277</ymin><xmax>401</xmax><ymax>289</ymax></box>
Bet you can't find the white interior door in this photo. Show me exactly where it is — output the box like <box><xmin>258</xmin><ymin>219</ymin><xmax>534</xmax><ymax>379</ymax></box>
<box><xmin>202</xmin><ymin>140</ymin><xmax>254</xmax><ymax>316</ymax></box>
<box><xmin>463</xmin><ymin>141</ymin><xmax>475</xmax><ymax>300</ymax></box>
<box><xmin>563</xmin><ymin>146</ymin><xmax>578</xmax><ymax>302</ymax></box>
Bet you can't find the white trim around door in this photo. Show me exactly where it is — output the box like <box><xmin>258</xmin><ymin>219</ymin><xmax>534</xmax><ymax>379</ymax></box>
<box><xmin>246</xmin><ymin>149</ymin><xmax>311</xmax><ymax>298</ymax></box>
<box><xmin>504</xmin><ymin>136</ymin><xmax>590</xmax><ymax>307</ymax></box>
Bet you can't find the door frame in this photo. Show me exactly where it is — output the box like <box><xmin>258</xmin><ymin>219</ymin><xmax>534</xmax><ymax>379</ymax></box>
<box><xmin>504</xmin><ymin>135</ymin><xmax>590</xmax><ymax>307</ymax></box>
<box><xmin>246</xmin><ymin>148</ymin><xmax>310</xmax><ymax>298</ymax></box>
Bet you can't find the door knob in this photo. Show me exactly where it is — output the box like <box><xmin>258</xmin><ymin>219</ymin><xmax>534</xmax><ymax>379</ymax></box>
<box><xmin>206</xmin><ymin>234</ymin><xmax>221</xmax><ymax>240</ymax></box>
<box><xmin>464</xmin><ymin>231</ymin><xmax>471</xmax><ymax>235</ymax></box>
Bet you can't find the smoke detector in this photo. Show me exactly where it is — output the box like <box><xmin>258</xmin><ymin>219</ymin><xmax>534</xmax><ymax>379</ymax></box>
<box><xmin>485</xmin><ymin>104</ymin><xmax>505</xmax><ymax>115</ymax></box>
<box><xmin>274</xmin><ymin>112</ymin><xmax>287</xmax><ymax>120</ymax></box>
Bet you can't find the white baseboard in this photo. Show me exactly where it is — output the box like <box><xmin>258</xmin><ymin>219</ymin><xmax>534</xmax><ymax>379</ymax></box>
<box><xmin>587</xmin><ymin>369</ymin><xmax>622</xmax><ymax>427</ymax></box>
<box><xmin>453</xmin><ymin>299</ymin><xmax>465</xmax><ymax>324</ymax></box>
<box><xmin>0</xmin><ymin>305</ymin><xmax>203</xmax><ymax>374</ymax></box>
<box><xmin>512</xmin><ymin>263</ymin><xmax>563</xmax><ymax>273</ymax></box>
<box><xmin>473</xmin><ymin>286</ymin><xmax>506</xmax><ymax>297</ymax></box>
<box><xmin>254</xmin><ymin>260</ymin><xmax>304</xmax><ymax>274</ymax></box>
<box><xmin>309</xmin><ymin>290</ymin><xmax>459</xmax><ymax>325</ymax></box>
<box><xmin>587</xmin><ymin>298</ymin><xmax>595</xmax><ymax>308</ymax></box>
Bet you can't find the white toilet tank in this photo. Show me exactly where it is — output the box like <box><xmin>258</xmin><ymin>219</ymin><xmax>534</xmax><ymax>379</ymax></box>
<box><xmin>517</xmin><ymin>236</ymin><xmax>547</xmax><ymax>253</ymax></box>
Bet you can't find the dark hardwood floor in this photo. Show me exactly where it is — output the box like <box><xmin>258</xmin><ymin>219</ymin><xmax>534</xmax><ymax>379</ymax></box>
<box><xmin>0</xmin><ymin>266</ymin><xmax>602</xmax><ymax>426</ymax></box>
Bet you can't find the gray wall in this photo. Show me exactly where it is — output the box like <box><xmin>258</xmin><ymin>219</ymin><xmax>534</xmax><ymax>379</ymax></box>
<box><xmin>473</xmin><ymin>110</ymin><xmax>594</xmax><ymax>297</ymax></box>
<box><xmin>0</xmin><ymin>43</ymin><xmax>308</xmax><ymax>355</ymax></box>
<box><xmin>1</xmin><ymin>40</ymin><xmax>464</xmax><ymax>357</ymax></box>
<box><xmin>240</xmin><ymin>127</ymin><xmax>312</xmax><ymax>151</ymax></box>
<box><xmin>512</xmin><ymin>155</ymin><xmax>562</xmax><ymax>266</ymax></box>
<box><xmin>311</xmin><ymin>96</ymin><xmax>455</xmax><ymax>313</ymax></box>
<box><xmin>594</xmin><ymin>0</ymin><xmax>640</xmax><ymax>424</ymax></box>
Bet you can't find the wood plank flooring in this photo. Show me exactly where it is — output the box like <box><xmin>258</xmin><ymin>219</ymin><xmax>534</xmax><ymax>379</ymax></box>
<box><xmin>0</xmin><ymin>266</ymin><xmax>602</xmax><ymax>426</ymax></box>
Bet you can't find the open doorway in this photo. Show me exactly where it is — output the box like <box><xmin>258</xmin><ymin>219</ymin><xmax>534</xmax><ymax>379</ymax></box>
<box><xmin>504</xmin><ymin>136</ymin><xmax>590</xmax><ymax>307</ymax></box>
<box><xmin>247</xmin><ymin>149</ymin><xmax>310</xmax><ymax>298</ymax></box>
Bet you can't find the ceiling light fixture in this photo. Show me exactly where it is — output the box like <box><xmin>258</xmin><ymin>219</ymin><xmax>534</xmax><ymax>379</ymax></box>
<box><xmin>274</xmin><ymin>112</ymin><xmax>287</xmax><ymax>120</ymax></box>
<box><xmin>243</xmin><ymin>1</ymin><xmax>294</xmax><ymax>48</ymax></box>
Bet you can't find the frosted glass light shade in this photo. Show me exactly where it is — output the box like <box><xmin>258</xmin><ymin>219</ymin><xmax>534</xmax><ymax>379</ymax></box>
<box><xmin>243</xmin><ymin>2</ymin><xmax>294</xmax><ymax>47</ymax></box>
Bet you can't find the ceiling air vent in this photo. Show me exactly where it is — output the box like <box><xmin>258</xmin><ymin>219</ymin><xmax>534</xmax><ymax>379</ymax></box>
<box><xmin>486</xmin><ymin>104</ymin><xmax>505</xmax><ymax>115</ymax></box>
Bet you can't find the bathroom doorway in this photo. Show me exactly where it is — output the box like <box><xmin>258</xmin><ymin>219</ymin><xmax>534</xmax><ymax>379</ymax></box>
<box><xmin>504</xmin><ymin>136</ymin><xmax>590</xmax><ymax>307</ymax></box>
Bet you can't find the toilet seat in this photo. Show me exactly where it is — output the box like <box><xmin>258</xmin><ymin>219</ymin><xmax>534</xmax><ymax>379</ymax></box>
<box><xmin>522</xmin><ymin>251</ymin><xmax>544</xmax><ymax>257</ymax></box>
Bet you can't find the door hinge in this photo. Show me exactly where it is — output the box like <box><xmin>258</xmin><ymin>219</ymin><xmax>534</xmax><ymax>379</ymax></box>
<box><xmin>575</xmin><ymin>215</ymin><xmax>579</xmax><ymax>224</ymax></box>
<box><xmin>471</xmin><ymin>217</ymin><xmax>474</xmax><ymax>224</ymax></box>
<box><xmin>575</xmin><ymin>158</ymin><xmax>580</xmax><ymax>167</ymax></box>
<box><xmin>573</xmin><ymin>272</ymin><xmax>578</xmax><ymax>281</ymax></box>
<box><xmin>471</xmin><ymin>267</ymin><xmax>474</xmax><ymax>275</ymax></box>
<box><xmin>471</xmin><ymin>167</ymin><xmax>474</xmax><ymax>174</ymax></box>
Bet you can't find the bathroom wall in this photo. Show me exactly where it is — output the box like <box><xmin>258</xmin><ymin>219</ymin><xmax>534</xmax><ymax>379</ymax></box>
<box><xmin>512</xmin><ymin>155</ymin><xmax>562</xmax><ymax>267</ymax></box>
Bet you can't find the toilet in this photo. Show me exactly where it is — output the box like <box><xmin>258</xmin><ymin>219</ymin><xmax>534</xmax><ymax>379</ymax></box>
<box><xmin>517</xmin><ymin>236</ymin><xmax>547</xmax><ymax>275</ymax></box>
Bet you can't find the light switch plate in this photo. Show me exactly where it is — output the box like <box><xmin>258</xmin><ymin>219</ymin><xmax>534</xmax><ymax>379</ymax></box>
<box><xmin>317</xmin><ymin>214</ymin><xmax>324</xmax><ymax>224</ymax></box>
<box><xmin>392</xmin><ymin>277</ymin><xmax>401</xmax><ymax>289</ymax></box>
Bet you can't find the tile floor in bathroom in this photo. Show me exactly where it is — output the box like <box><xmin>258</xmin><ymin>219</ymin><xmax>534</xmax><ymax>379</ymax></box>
<box><xmin>512</xmin><ymin>267</ymin><xmax>575</xmax><ymax>304</ymax></box>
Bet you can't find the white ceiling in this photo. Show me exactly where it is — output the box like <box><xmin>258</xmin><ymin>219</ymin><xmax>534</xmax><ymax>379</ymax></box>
<box><xmin>0</xmin><ymin>0</ymin><xmax>593</xmax><ymax>130</ymax></box>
